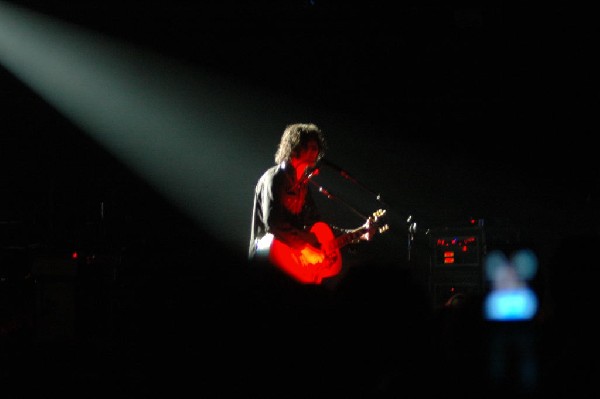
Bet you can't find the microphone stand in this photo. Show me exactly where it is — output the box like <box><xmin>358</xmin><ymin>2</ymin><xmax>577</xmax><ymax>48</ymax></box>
<box><xmin>320</xmin><ymin>159</ymin><xmax>387</xmax><ymax>207</ymax></box>
<box><xmin>308</xmin><ymin>178</ymin><xmax>369</xmax><ymax>221</ymax></box>
<box><xmin>319</xmin><ymin>159</ymin><xmax>416</xmax><ymax>262</ymax></box>
<box><xmin>406</xmin><ymin>215</ymin><xmax>417</xmax><ymax>262</ymax></box>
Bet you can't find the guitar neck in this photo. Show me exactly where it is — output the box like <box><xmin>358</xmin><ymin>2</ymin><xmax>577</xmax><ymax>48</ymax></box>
<box><xmin>329</xmin><ymin>209</ymin><xmax>387</xmax><ymax>251</ymax></box>
<box><xmin>334</xmin><ymin>228</ymin><xmax>366</xmax><ymax>250</ymax></box>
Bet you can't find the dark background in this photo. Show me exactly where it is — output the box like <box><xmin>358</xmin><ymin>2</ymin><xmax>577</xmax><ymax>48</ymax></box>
<box><xmin>2</xmin><ymin>1</ymin><xmax>597</xmax><ymax>262</ymax></box>
<box><xmin>1</xmin><ymin>2</ymin><xmax>599</xmax><ymax>396</ymax></box>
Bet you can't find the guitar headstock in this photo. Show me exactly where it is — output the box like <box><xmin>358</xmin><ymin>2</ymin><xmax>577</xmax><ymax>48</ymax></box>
<box><xmin>369</xmin><ymin>209</ymin><xmax>389</xmax><ymax>235</ymax></box>
<box><xmin>371</xmin><ymin>208</ymin><xmax>386</xmax><ymax>219</ymax></box>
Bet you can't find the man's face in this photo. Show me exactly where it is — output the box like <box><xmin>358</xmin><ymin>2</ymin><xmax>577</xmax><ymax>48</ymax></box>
<box><xmin>299</xmin><ymin>140</ymin><xmax>319</xmax><ymax>166</ymax></box>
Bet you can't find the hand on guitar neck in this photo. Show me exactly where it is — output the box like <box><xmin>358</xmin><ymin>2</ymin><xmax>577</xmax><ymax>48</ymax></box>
<box><xmin>353</xmin><ymin>216</ymin><xmax>379</xmax><ymax>242</ymax></box>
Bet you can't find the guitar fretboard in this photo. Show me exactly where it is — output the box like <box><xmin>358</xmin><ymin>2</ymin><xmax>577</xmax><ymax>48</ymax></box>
<box><xmin>334</xmin><ymin>229</ymin><xmax>365</xmax><ymax>249</ymax></box>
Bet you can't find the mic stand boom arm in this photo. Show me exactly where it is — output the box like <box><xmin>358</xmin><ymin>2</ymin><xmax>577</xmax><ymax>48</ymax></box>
<box><xmin>311</xmin><ymin>163</ymin><xmax>415</xmax><ymax>262</ymax></box>
<box><xmin>321</xmin><ymin>159</ymin><xmax>387</xmax><ymax>206</ymax></box>
<box><xmin>308</xmin><ymin>179</ymin><xmax>369</xmax><ymax>221</ymax></box>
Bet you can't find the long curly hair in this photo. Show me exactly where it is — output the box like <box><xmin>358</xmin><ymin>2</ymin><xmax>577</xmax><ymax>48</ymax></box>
<box><xmin>274</xmin><ymin>123</ymin><xmax>327</xmax><ymax>164</ymax></box>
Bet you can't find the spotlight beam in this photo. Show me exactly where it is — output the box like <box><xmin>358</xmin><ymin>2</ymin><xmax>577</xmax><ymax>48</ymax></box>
<box><xmin>0</xmin><ymin>2</ymin><xmax>302</xmax><ymax>258</ymax></box>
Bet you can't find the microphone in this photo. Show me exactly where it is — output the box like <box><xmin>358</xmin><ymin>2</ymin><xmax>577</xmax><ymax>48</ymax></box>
<box><xmin>305</xmin><ymin>165</ymin><xmax>320</xmax><ymax>178</ymax></box>
<box><xmin>296</xmin><ymin>166</ymin><xmax>319</xmax><ymax>188</ymax></box>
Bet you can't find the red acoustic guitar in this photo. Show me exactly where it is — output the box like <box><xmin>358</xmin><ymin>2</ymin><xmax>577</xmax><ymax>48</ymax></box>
<box><xmin>257</xmin><ymin>209</ymin><xmax>388</xmax><ymax>284</ymax></box>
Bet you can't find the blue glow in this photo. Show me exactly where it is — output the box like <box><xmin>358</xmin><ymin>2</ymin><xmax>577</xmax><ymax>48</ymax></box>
<box><xmin>484</xmin><ymin>288</ymin><xmax>538</xmax><ymax>321</ymax></box>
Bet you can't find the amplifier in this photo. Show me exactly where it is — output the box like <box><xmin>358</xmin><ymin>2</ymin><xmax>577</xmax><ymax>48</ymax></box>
<box><xmin>430</xmin><ymin>225</ymin><xmax>484</xmax><ymax>267</ymax></box>
<box><xmin>427</xmin><ymin>225</ymin><xmax>486</xmax><ymax>308</ymax></box>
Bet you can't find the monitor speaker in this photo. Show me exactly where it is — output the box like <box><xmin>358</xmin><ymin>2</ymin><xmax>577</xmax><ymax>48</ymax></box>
<box><xmin>428</xmin><ymin>226</ymin><xmax>485</xmax><ymax>308</ymax></box>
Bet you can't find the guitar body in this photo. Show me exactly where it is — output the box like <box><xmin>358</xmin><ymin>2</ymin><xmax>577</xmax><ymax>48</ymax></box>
<box><xmin>267</xmin><ymin>222</ymin><xmax>342</xmax><ymax>284</ymax></box>
<box><xmin>255</xmin><ymin>209</ymin><xmax>387</xmax><ymax>285</ymax></box>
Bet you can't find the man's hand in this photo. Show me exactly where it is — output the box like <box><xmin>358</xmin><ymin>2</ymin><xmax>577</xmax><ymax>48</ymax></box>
<box><xmin>299</xmin><ymin>244</ymin><xmax>325</xmax><ymax>266</ymax></box>
<box><xmin>348</xmin><ymin>220</ymin><xmax>376</xmax><ymax>243</ymax></box>
<box><xmin>358</xmin><ymin>209</ymin><xmax>388</xmax><ymax>241</ymax></box>
<box><xmin>359</xmin><ymin>218</ymin><xmax>378</xmax><ymax>241</ymax></box>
